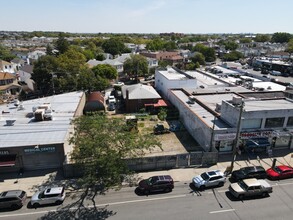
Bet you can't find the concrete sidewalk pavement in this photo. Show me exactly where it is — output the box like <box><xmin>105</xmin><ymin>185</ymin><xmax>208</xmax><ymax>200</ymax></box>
<box><xmin>1</xmin><ymin>151</ymin><xmax>293</xmax><ymax>198</ymax></box>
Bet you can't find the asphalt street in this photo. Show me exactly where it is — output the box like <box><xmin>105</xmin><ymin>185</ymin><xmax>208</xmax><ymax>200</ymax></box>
<box><xmin>1</xmin><ymin>178</ymin><xmax>293</xmax><ymax>220</ymax></box>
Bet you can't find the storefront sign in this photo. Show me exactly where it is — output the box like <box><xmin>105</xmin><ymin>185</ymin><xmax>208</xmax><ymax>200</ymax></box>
<box><xmin>214</xmin><ymin>133</ymin><xmax>236</xmax><ymax>141</ymax></box>
<box><xmin>240</xmin><ymin>131</ymin><xmax>272</xmax><ymax>139</ymax></box>
<box><xmin>0</xmin><ymin>150</ymin><xmax>9</xmax><ymax>155</ymax></box>
<box><xmin>24</xmin><ymin>146</ymin><xmax>56</xmax><ymax>154</ymax></box>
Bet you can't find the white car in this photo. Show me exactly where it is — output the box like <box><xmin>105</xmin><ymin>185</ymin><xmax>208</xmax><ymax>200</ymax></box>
<box><xmin>30</xmin><ymin>187</ymin><xmax>65</xmax><ymax>208</ymax></box>
<box><xmin>192</xmin><ymin>170</ymin><xmax>226</xmax><ymax>190</ymax></box>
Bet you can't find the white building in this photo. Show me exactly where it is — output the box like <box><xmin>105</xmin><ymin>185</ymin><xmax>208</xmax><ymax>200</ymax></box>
<box><xmin>155</xmin><ymin>67</ymin><xmax>197</xmax><ymax>99</ymax></box>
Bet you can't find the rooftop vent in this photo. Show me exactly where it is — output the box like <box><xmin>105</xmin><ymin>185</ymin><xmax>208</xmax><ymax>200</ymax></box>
<box><xmin>6</xmin><ymin>119</ymin><xmax>16</xmax><ymax>126</ymax></box>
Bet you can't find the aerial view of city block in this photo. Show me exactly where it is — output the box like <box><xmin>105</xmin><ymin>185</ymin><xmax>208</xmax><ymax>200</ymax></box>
<box><xmin>1</xmin><ymin>0</ymin><xmax>293</xmax><ymax>219</ymax></box>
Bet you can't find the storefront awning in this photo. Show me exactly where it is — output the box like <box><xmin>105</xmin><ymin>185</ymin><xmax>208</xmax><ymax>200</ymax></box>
<box><xmin>0</xmin><ymin>154</ymin><xmax>16</xmax><ymax>167</ymax></box>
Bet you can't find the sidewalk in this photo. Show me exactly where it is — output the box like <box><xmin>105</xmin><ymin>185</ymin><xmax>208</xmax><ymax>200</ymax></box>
<box><xmin>1</xmin><ymin>151</ymin><xmax>292</xmax><ymax>198</ymax></box>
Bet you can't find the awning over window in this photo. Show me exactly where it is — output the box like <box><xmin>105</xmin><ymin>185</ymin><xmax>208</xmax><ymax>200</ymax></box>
<box><xmin>145</xmin><ymin>99</ymin><xmax>169</xmax><ymax>108</ymax></box>
<box><xmin>0</xmin><ymin>154</ymin><xmax>16</xmax><ymax>167</ymax></box>
<box><xmin>245</xmin><ymin>138</ymin><xmax>271</xmax><ymax>149</ymax></box>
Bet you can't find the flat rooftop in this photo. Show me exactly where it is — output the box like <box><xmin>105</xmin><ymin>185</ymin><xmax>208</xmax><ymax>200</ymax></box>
<box><xmin>185</xmin><ymin>71</ymin><xmax>227</xmax><ymax>87</ymax></box>
<box><xmin>244</xmin><ymin>98</ymin><xmax>293</xmax><ymax>112</ymax></box>
<box><xmin>157</xmin><ymin>67</ymin><xmax>190</xmax><ymax>80</ymax></box>
<box><xmin>171</xmin><ymin>90</ymin><xmax>231</xmax><ymax>130</ymax></box>
<box><xmin>0</xmin><ymin>91</ymin><xmax>84</xmax><ymax>148</ymax></box>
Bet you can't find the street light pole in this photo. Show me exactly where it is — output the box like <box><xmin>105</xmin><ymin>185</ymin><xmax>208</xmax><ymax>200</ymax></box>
<box><xmin>230</xmin><ymin>100</ymin><xmax>245</xmax><ymax>171</ymax></box>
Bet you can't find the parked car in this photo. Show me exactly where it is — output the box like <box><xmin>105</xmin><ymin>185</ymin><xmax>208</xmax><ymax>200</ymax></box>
<box><xmin>266</xmin><ymin>165</ymin><xmax>293</xmax><ymax>180</ymax></box>
<box><xmin>192</xmin><ymin>170</ymin><xmax>226</xmax><ymax>190</ymax></box>
<box><xmin>229</xmin><ymin>178</ymin><xmax>272</xmax><ymax>200</ymax></box>
<box><xmin>30</xmin><ymin>187</ymin><xmax>66</xmax><ymax>208</ymax></box>
<box><xmin>138</xmin><ymin>175</ymin><xmax>174</xmax><ymax>194</ymax></box>
<box><xmin>231</xmin><ymin>166</ymin><xmax>267</xmax><ymax>182</ymax></box>
<box><xmin>0</xmin><ymin>190</ymin><xmax>27</xmax><ymax>209</ymax></box>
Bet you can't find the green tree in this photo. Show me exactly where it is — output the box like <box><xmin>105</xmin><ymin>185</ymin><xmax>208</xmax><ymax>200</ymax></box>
<box><xmin>102</xmin><ymin>38</ymin><xmax>126</xmax><ymax>56</ymax></box>
<box><xmin>123</xmin><ymin>54</ymin><xmax>148</xmax><ymax>77</ymax></box>
<box><xmin>223</xmin><ymin>51</ymin><xmax>244</xmax><ymax>61</ymax></box>
<box><xmin>55</xmin><ymin>33</ymin><xmax>70</xmax><ymax>55</ymax></box>
<box><xmin>224</xmin><ymin>41</ymin><xmax>238</xmax><ymax>51</ymax></box>
<box><xmin>31</xmin><ymin>55</ymin><xmax>59</xmax><ymax>94</ymax></box>
<box><xmin>92</xmin><ymin>64</ymin><xmax>118</xmax><ymax>80</ymax></box>
<box><xmin>69</xmin><ymin>114</ymin><xmax>161</xmax><ymax>203</ymax></box>
<box><xmin>192</xmin><ymin>44</ymin><xmax>216</xmax><ymax>62</ymax></box>
<box><xmin>158</xmin><ymin>108</ymin><xmax>167</xmax><ymax>121</ymax></box>
<box><xmin>286</xmin><ymin>38</ymin><xmax>293</xmax><ymax>60</ymax></box>
<box><xmin>254</xmin><ymin>34</ymin><xmax>270</xmax><ymax>42</ymax></box>
<box><xmin>271</xmin><ymin>32</ymin><xmax>292</xmax><ymax>43</ymax></box>
<box><xmin>239</xmin><ymin>38</ymin><xmax>252</xmax><ymax>44</ymax></box>
<box><xmin>185</xmin><ymin>62</ymin><xmax>196</xmax><ymax>70</ymax></box>
<box><xmin>146</xmin><ymin>38</ymin><xmax>164</xmax><ymax>51</ymax></box>
<box><xmin>0</xmin><ymin>45</ymin><xmax>15</xmax><ymax>61</ymax></box>
<box><xmin>191</xmin><ymin>53</ymin><xmax>205</xmax><ymax>65</ymax></box>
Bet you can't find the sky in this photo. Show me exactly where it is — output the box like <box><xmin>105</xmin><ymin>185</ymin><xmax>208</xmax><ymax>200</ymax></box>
<box><xmin>1</xmin><ymin>0</ymin><xmax>293</xmax><ymax>34</ymax></box>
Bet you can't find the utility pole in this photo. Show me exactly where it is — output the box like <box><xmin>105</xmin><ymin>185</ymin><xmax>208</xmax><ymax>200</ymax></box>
<box><xmin>230</xmin><ymin>100</ymin><xmax>245</xmax><ymax>171</ymax></box>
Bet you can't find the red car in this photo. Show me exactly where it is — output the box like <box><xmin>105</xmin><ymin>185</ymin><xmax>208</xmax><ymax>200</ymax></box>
<box><xmin>266</xmin><ymin>165</ymin><xmax>293</xmax><ymax>180</ymax></box>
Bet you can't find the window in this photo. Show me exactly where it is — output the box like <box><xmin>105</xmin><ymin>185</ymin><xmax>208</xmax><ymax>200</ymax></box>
<box><xmin>287</xmin><ymin>117</ymin><xmax>293</xmax><ymax>127</ymax></box>
<box><xmin>265</xmin><ymin>117</ymin><xmax>285</xmax><ymax>128</ymax></box>
<box><xmin>242</xmin><ymin>119</ymin><xmax>262</xmax><ymax>129</ymax></box>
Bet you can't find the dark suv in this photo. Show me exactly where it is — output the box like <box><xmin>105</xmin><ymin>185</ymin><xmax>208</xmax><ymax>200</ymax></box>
<box><xmin>138</xmin><ymin>175</ymin><xmax>174</xmax><ymax>194</ymax></box>
<box><xmin>0</xmin><ymin>190</ymin><xmax>27</xmax><ymax>209</ymax></box>
<box><xmin>231</xmin><ymin>166</ymin><xmax>267</xmax><ymax>182</ymax></box>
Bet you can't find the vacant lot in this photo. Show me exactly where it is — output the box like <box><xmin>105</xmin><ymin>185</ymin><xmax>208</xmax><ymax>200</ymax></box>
<box><xmin>137</xmin><ymin>117</ymin><xmax>202</xmax><ymax>156</ymax></box>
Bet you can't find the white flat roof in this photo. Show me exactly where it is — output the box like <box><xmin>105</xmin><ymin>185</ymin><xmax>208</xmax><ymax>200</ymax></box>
<box><xmin>157</xmin><ymin>67</ymin><xmax>189</xmax><ymax>80</ymax></box>
<box><xmin>171</xmin><ymin>90</ymin><xmax>231</xmax><ymax>129</ymax></box>
<box><xmin>252</xmin><ymin>81</ymin><xmax>286</xmax><ymax>91</ymax></box>
<box><xmin>244</xmin><ymin>99</ymin><xmax>293</xmax><ymax>111</ymax></box>
<box><xmin>0</xmin><ymin>91</ymin><xmax>84</xmax><ymax>148</ymax></box>
<box><xmin>185</xmin><ymin>71</ymin><xmax>227</xmax><ymax>87</ymax></box>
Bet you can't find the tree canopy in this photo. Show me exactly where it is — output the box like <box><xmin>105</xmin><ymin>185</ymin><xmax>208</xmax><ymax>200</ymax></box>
<box><xmin>271</xmin><ymin>32</ymin><xmax>292</xmax><ymax>43</ymax></box>
<box><xmin>123</xmin><ymin>54</ymin><xmax>148</xmax><ymax>77</ymax></box>
<box><xmin>254</xmin><ymin>34</ymin><xmax>271</xmax><ymax>42</ymax></box>
<box><xmin>222</xmin><ymin>51</ymin><xmax>244</xmax><ymax>61</ymax></box>
<box><xmin>69</xmin><ymin>113</ymin><xmax>161</xmax><ymax>193</ymax></box>
<box><xmin>192</xmin><ymin>44</ymin><xmax>216</xmax><ymax>62</ymax></box>
<box><xmin>0</xmin><ymin>45</ymin><xmax>15</xmax><ymax>62</ymax></box>
<box><xmin>102</xmin><ymin>38</ymin><xmax>127</xmax><ymax>56</ymax></box>
<box><xmin>55</xmin><ymin>33</ymin><xmax>70</xmax><ymax>55</ymax></box>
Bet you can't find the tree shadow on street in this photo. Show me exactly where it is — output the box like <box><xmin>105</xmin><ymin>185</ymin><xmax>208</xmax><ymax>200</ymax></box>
<box><xmin>38</xmin><ymin>205</ymin><xmax>115</xmax><ymax>220</ymax></box>
<box><xmin>38</xmin><ymin>188</ymin><xmax>116</xmax><ymax>220</ymax></box>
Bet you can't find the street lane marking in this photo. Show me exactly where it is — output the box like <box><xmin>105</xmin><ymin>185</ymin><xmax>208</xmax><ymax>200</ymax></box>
<box><xmin>0</xmin><ymin>210</ymin><xmax>54</xmax><ymax>218</ymax></box>
<box><xmin>0</xmin><ymin>195</ymin><xmax>186</xmax><ymax>218</ymax></box>
<box><xmin>85</xmin><ymin>194</ymin><xmax>187</xmax><ymax>208</ymax></box>
<box><xmin>210</xmin><ymin>209</ymin><xmax>235</xmax><ymax>214</ymax></box>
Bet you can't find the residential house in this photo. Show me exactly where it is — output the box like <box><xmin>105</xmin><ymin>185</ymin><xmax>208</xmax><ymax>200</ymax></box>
<box><xmin>17</xmin><ymin>65</ymin><xmax>35</xmax><ymax>92</ymax></box>
<box><xmin>0</xmin><ymin>60</ymin><xmax>15</xmax><ymax>74</ymax></box>
<box><xmin>27</xmin><ymin>50</ymin><xmax>46</xmax><ymax>63</ymax></box>
<box><xmin>11</xmin><ymin>57</ymin><xmax>26</xmax><ymax>71</ymax></box>
<box><xmin>140</xmin><ymin>51</ymin><xmax>183</xmax><ymax>66</ymax></box>
<box><xmin>0</xmin><ymin>72</ymin><xmax>21</xmax><ymax>97</ymax></box>
<box><xmin>121</xmin><ymin>83</ymin><xmax>161</xmax><ymax>112</ymax></box>
<box><xmin>87</xmin><ymin>59</ymin><xmax>123</xmax><ymax>73</ymax></box>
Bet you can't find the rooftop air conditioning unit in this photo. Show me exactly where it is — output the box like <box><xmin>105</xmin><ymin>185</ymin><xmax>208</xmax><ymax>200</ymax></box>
<box><xmin>232</xmin><ymin>96</ymin><xmax>242</xmax><ymax>105</ymax></box>
<box><xmin>215</xmin><ymin>103</ymin><xmax>221</xmax><ymax>112</ymax></box>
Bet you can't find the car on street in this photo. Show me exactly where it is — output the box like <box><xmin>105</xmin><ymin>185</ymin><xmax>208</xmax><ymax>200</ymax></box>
<box><xmin>192</xmin><ymin>170</ymin><xmax>226</xmax><ymax>190</ymax></box>
<box><xmin>0</xmin><ymin>190</ymin><xmax>27</xmax><ymax>209</ymax></box>
<box><xmin>231</xmin><ymin>166</ymin><xmax>267</xmax><ymax>182</ymax></box>
<box><xmin>266</xmin><ymin>165</ymin><xmax>293</xmax><ymax>180</ymax></box>
<box><xmin>229</xmin><ymin>178</ymin><xmax>272</xmax><ymax>200</ymax></box>
<box><xmin>138</xmin><ymin>175</ymin><xmax>174</xmax><ymax>194</ymax></box>
<box><xmin>30</xmin><ymin>187</ymin><xmax>66</xmax><ymax>208</ymax></box>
